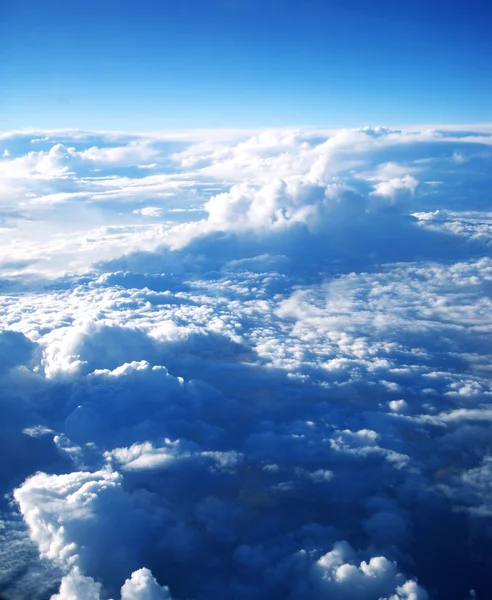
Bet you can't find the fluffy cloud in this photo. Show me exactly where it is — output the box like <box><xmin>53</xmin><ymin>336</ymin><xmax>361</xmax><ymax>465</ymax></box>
<box><xmin>51</xmin><ymin>567</ymin><xmax>174</xmax><ymax>600</ymax></box>
<box><xmin>132</xmin><ymin>207</ymin><xmax>164</xmax><ymax>218</ymax></box>
<box><xmin>50</xmin><ymin>568</ymin><xmax>102</xmax><ymax>600</ymax></box>
<box><xmin>120</xmin><ymin>569</ymin><xmax>173</xmax><ymax>600</ymax></box>
<box><xmin>0</xmin><ymin>125</ymin><xmax>491</xmax><ymax>600</ymax></box>
<box><xmin>310</xmin><ymin>541</ymin><xmax>428</xmax><ymax>600</ymax></box>
<box><xmin>370</xmin><ymin>174</ymin><xmax>418</xmax><ymax>199</ymax></box>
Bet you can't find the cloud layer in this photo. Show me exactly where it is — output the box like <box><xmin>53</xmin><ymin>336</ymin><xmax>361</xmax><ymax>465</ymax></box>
<box><xmin>0</xmin><ymin>125</ymin><xmax>491</xmax><ymax>600</ymax></box>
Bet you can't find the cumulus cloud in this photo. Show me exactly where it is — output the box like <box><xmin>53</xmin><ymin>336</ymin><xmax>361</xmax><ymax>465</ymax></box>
<box><xmin>370</xmin><ymin>174</ymin><xmax>418</xmax><ymax>199</ymax></box>
<box><xmin>50</xmin><ymin>568</ymin><xmax>102</xmax><ymax>600</ymax></box>
<box><xmin>310</xmin><ymin>541</ymin><xmax>428</xmax><ymax>600</ymax></box>
<box><xmin>132</xmin><ymin>207</ymin><xmax>164</xmax><ymax>218</ymax></box>
<box><xmin>0</xmin><ymin>125</ymin><xmax>491</xmax><ymax>600</ymax></box>
<box><xmin>51</xmin><ymin>567</ymin><xmax>174</xmax><ymax>600</ymax></box>
<box><xmin>120</xmin><ymin>569</ymin><xmax>173</xmax><ymax>600</ymax></box>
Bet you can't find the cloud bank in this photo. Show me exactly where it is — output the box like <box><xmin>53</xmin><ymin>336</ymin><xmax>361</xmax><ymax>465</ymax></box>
<box><xmin>0</xmin><ymin>125</ymin><xmax>491</xmax><ymax>600</ymax></box>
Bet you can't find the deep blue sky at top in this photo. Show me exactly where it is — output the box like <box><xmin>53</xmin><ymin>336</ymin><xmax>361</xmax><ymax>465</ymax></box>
<box><xmin>1</xmin><ymin>0</ymin><xmax>491</xmax><ymax>129</ymax></box>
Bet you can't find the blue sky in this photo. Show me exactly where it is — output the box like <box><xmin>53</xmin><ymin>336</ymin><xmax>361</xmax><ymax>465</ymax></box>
<box><xmin>1</xmin><ymin>0</ymin><xmax>491</xmax><ymax>129</ymax></box>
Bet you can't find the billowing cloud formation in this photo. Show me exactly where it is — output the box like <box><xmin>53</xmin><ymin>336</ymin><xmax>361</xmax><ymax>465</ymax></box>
<box><xmin>0</xmin><ymin>126</ymin><xmax>491</xmax><ymax>600</ymax></box>
<box><xmin>51</xmin><ymin>567</ymin><xmax>173</xmax><ymax>600</ymax></box>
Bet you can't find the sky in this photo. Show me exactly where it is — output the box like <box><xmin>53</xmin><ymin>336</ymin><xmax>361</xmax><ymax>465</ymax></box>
<box><xmin>1</xmin><ymin>0</ymin><xmax>491</xmax><ymax>129</ymax></box>
<box><xmin>1</xmin><ymin>2</ymin><xmax>492</xmax><ymax>600</ymax></box>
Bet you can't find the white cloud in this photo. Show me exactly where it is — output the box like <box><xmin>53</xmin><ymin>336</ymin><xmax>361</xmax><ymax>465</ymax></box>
<box><xmin>412</xmin><ymin>210</ymin><xmax>440</xmax><ymax>221</ymax></box>
<box><xmin>51</xmin><ymin>567</ymin><xmax>175</xmax><ymax>600</ymax></box>
<box><xmin>0</xmin><ymin>144</ymin><xmax>75</xmax><ymax>181</ymax></box>
<box><xmin>0</xmin><ymin>125</ymin><xmax>492</xmax><ymax>600</ymax></box>
<box><xmin>370</xmin><ymin>174</ymin><xmax>418</xmax><ymax>199</ymax></box>
<box><xmin>389</xmin><ymin>400</ymin><xmax>408</xmax><ymax>413</ymax></box>
<box><xmin>120</xmin><ymin>568</ymin><xmax>173</xmax><ymax>600</ymax></box>
<box><xmin>132</xmin><ymin>207</ymin><xmax>164</xmax><ymax>218</ymax></box>
<box><xmin>311</xmin><ymin>541</ymin><xmax>428</xmax><ymax>600</ymax></box>
<box><xmin>77</xmin><ymin>141</ymin><xmax>158</xmax><ymax>166</ymax></box>
<box><xmin>50</xmin><ymin>568</ymin><xmax>102</xmax><ymax>600</ymax></box>
<box><xmin>0</xmin><ymin>125</ymin><xmax>490</xmax><ymax>276</ymax></box>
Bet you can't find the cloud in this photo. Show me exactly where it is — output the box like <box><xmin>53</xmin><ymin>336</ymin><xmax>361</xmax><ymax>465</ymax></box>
<box><xmin>1</xmin><ymin>125</ymin><xmax>491</xmax><ymax>277</ymax></box>
<box><xmin>77</xmin><ymin>142</ymin><xmax>158</xmax><ymax>166</ymax></box>
<box><xmin>132</xmin><ymin>207</ymin><xmax>164</xmax><ymax>218</ymax></box>
<box><xmin>310</xmin><ymin>541</ymin><xmax>428</xmax><ymax>600</ymax></box>
<box><xmin>0</xmin><ymin>125</ymin><xmax>491</xmax><ymax>600</ymax></box>
<box><xmin>51</xmin><ymin>567</ymin><xmax>174</xmax><ymax>600</ymax></box>
<box><xmin>370</xmin><ymin>174</ymin><xmax>418</xmax><ymax>199</ymax></box>
<box><xmin>0</xmin><ymin>144</ymin><xmax>75</xmax><ymax>182</ymax></box>
<box><xmin>0</xmin><ymin>329</ymin><xmax>37</xmax><ymax>374</ymax></box>
<box><xmin>120</xmin><ymin>569</ymin><xmax>173</xmax><ymax>600</ymax></box>
<box><xmin>50</xmin><ymin>568</ymin><xmax>102</xmax><ymax>600</ymax></box>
